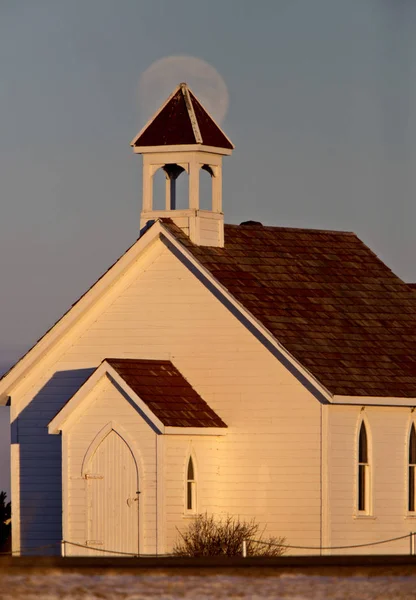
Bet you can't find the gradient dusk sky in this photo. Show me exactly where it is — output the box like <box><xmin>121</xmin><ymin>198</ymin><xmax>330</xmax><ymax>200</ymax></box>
<box><xmin>1</xmin><ymin>0</ymin><xmax>416</xmax><ymax>495</ymax></box>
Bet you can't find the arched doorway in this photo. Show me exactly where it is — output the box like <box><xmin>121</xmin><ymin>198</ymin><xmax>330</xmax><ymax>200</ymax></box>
<box><xmin>86</xmin><ymin>430</ymin><xmax>139</xmax><ymax>555</ymax></box>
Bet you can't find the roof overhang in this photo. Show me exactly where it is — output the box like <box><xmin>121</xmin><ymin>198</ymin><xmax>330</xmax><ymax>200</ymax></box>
<box><xmin>331</xmin><ymin>395</ymin><xmax>416</xmax><ymax>407</ymax></box>
<box><xmin>48</xmin><ymin>360</ymin><xmax>227</xmax><ymax>436</ymax></box>
<box><xmin>132</xmin><ymin>144</ymin><xmax>233</xmax><ymax>156</ymax></box>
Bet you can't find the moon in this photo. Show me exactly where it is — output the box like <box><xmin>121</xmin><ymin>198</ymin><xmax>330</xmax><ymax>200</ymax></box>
<box><xmin>137</xmin><ymin>56</ymin><xmax>229</xmax><ymax>126</ymax></box>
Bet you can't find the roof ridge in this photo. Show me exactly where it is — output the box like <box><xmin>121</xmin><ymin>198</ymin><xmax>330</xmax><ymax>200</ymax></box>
<box><xmin>224</xmin><ymin>223</ymin><xmax>357</xmax><ymax>236</ymax></box>
<box><xmin>180</xmin><ymin>83</ymin><xmax>202</xmax><ymax>144</ymax></box>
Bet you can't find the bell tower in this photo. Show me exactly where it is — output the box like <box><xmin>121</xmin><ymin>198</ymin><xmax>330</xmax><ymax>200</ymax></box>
<box><xmin>131</xmin><ymin>83</ymin><xmax>234</xmax><ymax>247</ymax></box>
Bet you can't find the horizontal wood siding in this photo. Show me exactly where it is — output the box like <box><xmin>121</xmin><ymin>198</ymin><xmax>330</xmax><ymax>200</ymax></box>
<box><xmin>12</xmin><ymin>240</ymin><xmax>321</xmax><ymax>554</ymax></box>
<box><xmin>328</xmin><ymin>406</ymin><xmax>415</xmax><ymax>555</ymax></box>
<box><xmin>199</xmin><ymin>216</ymin><xmax>220</xmax><ymax>245</ymax></box>
<box><xmin>164</xmin><ymin>435</ymin><xmax>223</xmax><ymax>550</ymax></box>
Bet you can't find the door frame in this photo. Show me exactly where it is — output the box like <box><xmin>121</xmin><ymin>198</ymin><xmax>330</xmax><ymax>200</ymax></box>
<box><xmin>81</xmin><ymin>421</ymin><xmax>144</xmax><ymax>554</ymax></box>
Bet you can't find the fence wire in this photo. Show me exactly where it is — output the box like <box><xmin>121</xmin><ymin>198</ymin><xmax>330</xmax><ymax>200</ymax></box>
<box><xmin>63</xmin><ymin>540</ymin><xmax>173</xmax><ymax>557</ymax></box>
<box><xmin>1</xmin><ymin>532</ymin><xmax>416</xmax><ymax>557</ymax></box>
<box><xmin>0</xmin><ymin>542</ymin><xmax>61</xmax><ymax>556</ymax></box>
<box><xmin>249</xmin><ymin>533</ymin><xmax>412</xmax><ymax>551</ymax></box>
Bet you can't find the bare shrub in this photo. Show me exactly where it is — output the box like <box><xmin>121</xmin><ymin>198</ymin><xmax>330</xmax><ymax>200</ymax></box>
<box><xmin>0</xmin><ymin>491</ymin><xmax>11</xmax><ymax>553</ymax></box>
<box><xmin>173</xmin><ymin>513</ymin><xmax>287</xmax><ymax>557</ymax></box>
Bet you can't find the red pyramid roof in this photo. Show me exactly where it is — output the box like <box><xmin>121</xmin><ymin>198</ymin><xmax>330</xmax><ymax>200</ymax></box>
<box><xmin>131</xmin><ymin>83</ymin><xmax>233</xmax><ymax>150</ymax></box>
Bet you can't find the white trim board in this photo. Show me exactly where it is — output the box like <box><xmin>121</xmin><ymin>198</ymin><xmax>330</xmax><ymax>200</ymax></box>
<box><xmin>132</xmin><ymin>144</ymin><xmax>232</xmax><ymax>156</ymax></box>
<box><xmin>331</xmin><ymin>395</ymin><xmax>416</xmax><ymax>407</ymax></box>
<box><xmin>0</xmin><ymin>225</ymin><xmax>163</xmax><ymax>405</ymax></box>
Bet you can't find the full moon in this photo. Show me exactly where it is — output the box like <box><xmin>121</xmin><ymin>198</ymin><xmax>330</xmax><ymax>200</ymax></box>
<box><xmin>137</xmin><ymin>56</ymin><xmax>229</xmax><ymax>126</ymax></box>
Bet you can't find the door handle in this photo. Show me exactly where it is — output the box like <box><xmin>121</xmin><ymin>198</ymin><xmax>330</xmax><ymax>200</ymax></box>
<box><xmin>127</xmin><ymin>496</ymin><xmax>140</xmax><ymax>506</ymax></box>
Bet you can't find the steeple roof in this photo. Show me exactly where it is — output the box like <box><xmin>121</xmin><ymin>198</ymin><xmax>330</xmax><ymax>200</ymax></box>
<box><xmin>131</xmin><ymin>83</ymin><xmax>234</xmax><ymax>150</ymax></box>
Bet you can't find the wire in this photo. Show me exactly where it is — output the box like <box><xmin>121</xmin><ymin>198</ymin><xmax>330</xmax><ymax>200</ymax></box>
<box><xmin>248</xmin><ymin>533</ymin><xmax>412</xmax><ymax>551</ymax></box>
<box><xmin>64</xmin><ymin>540</ymin><xmax>173</xmax><ymax>557</ymax></box>
<box><xmin>0</xmin><ymin>542</ymin><xmax>60</xmax><ymax>556</ymax></box>
<box><xmin>0</xmin><ymin>533</ymin><xmax>414</xmax><ymax>557</ymax></box>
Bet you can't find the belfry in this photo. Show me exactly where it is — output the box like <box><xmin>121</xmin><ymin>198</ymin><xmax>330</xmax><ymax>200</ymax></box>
<box><xmin>131</xmin><ymin>83</ymin><xmax>234</xmax><ymax>247</ymax></box>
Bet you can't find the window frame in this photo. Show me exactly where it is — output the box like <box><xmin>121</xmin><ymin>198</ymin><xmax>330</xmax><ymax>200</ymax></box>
<box><xmin>408</xmin><ymin>423</ymin><xmax>416</xmax><ymax>514</ymax></box>
<box><xmin>356</xmin><ymin>420</ymin><xmax>372</xmax><ymax>516</ymax></box>
<box><xmin>185</xmin><ymin>455</ymin><xmax>197</xmax><ymax>515</ymax></box>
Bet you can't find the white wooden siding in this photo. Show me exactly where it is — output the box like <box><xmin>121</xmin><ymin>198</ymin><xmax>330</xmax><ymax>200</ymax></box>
<box><xmin>164</xmin><ymin>436</ymin><xmax>223</xmax><ymax>550</ymax></box>
<box><xmin>327</xmin><ymin>406</ymin><xmax>416</xmax><ymax>555</ymax></box>
<box><xmin>12</xmin><ymin>239</ymin><xmax>322</xmax><ymax>554</ymax></box>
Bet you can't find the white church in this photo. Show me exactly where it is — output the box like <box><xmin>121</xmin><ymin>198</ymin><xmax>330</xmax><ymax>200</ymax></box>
<box><xmin>2</xmin><ymin>84</ymin><xmax>416</xmax><ymax>556</ymax></box>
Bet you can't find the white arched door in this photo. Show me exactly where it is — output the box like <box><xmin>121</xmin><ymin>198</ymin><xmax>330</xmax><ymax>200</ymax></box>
<box><xmin>86</xmin><ymin>430</ymin><xmax>139</xmax><ymax>555</ymax></box>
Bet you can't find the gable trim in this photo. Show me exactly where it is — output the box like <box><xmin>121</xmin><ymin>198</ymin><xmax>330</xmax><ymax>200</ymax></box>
<box><xmin>0</xmin><ymin>223</ymin><xmax>165</xmax><ymax>405</ymax></box>
<box><xmin>48</xmin><ymin>362</ymin><xmax>165</xmax><ymax>435</ymax></box>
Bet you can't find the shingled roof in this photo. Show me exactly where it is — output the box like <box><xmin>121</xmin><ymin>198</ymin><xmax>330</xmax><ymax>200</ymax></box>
<box><xmin>131</xmin><ymin>83</ymin><xmax>233</xmax><ymax>150</ymax></box>
<box><xmin>106</xmin><ymin>358</ymin><xmax>226</xmax><ymax>428</ymax></box>
<box><xmin>161</xmin><ymin>219</ymin><xmax>416</xmax><ymax>398</ymax></box>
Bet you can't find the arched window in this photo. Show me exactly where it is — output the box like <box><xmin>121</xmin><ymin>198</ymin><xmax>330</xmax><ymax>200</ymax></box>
<box><xmin>358</xmin><ymin>422</ymin><xmax>369</xmax><ymax>512</ymax></box>
<box><xmin>186</xmin><ymin>457</ymin><xmax>196</xmax><ymax>512</ymax></box>
<box><xmin>409</xmin><ymin>425</ymin><xmax>416</xmax><ymax>512</ymax></box>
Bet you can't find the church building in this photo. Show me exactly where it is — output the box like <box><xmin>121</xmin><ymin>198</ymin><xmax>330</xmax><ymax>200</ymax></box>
<box><xmin>2</xmin><ymin>84</ymin><xmax>416</xmax><ymax>556</ymax></box>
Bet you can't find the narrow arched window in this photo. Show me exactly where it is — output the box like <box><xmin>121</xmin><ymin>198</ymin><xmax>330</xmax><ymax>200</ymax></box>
<box><xmin>358</xmin><ymin>422</ymin><xmax>369</xmax><ymax>512</ymax></box>
<box><xmin>186</xmin><ymin>457</ymin><xmax>196</xmax><ymax>512</ymax></box>
<box><xmin>409</xmin><ymin>425</ymin><xmax>416</xmax><ymax>512</ymax></box>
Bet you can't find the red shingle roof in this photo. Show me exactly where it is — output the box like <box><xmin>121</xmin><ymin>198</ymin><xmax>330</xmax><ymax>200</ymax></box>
<box><xmin>107</xmin><ymin>358</ymin><xmax>226</xmax><ymax>428</ymax></box>
<box><xmin>132</xmin><ymin>83</ymin><xmax>233</xmax><ymax>150</ymax></box>
<box><xmin>161</xmin><ymin>219</ymin><xmax>416</xmax><ymax>398</ymax></box>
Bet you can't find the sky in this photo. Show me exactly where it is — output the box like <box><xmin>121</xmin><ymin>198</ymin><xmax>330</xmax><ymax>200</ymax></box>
<box><xmin>1</xmin><ymin>0</ymin><xmax>416</xmax><ymax>496</ymax></box>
